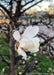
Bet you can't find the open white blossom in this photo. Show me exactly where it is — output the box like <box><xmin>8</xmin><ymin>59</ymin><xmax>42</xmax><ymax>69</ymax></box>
<box><xmin>13</xmin><ymin>26</ymin><xmax>40</xmax><ymax>60</ymax></box>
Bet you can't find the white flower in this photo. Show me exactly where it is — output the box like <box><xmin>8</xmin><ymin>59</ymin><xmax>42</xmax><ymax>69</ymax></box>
<box><xmin>13</xmin><ymin>26</ymin><xmax>40</xmax><ymax>60</ymax></box>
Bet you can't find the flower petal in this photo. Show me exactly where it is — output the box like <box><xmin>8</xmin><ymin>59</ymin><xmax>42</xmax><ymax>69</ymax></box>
<box><xmin>17</xmin><ymin>46</ymin><xmax>27</xmax><ymax>60</ymax></box>
<box><xmin>33</xmin><ymin>26</ymin><xmax>39</xmax><ymax>36</ymax></box>
<box><xmin>28</xmin><ymin>48</ymin><xmax>39</xmax><ymax>53</ymax></box>
<box><xmin>13</xmin><ymin>30</ymin><xmax>20</xmax><ymax>42</ymax></box>
<box><xmin>28</xmin><ymin>37</ymin><xmax>40</xmax><ymax>53</ymax></box>
<box><xmin>22</xmin><ymin>26</ymin><xmax>39</xmax><ymax>38</ymax></box>
<box><xmin>20</xmin><ymin>37</ymin><xmax>40</xmax><ymax>52</ymax></box>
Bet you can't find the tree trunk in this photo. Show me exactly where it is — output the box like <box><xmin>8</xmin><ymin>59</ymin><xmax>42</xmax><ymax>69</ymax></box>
<box><xmin>9</xmin><ymin>32</ymin><xmax>16</xmax><ymax>75</ymax></box>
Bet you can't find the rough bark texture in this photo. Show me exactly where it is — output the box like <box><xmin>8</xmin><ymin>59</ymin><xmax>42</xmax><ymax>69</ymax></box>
<box><xmin>9</xmin><ymin>32</ymin><xmax>16</xmax><ymax>75</ymax></box>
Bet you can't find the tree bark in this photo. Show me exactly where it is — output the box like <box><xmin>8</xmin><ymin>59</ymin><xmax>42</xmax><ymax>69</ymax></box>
<box><xmin>9</xmin><ymin>32</ymin><xmax>16</xmax><ymax>75</ymax></box>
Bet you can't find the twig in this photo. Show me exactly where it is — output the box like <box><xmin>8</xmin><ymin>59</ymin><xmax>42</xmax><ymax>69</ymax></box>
<box><xmin>22</xmin><ymin>0</ymin><xmax>43</xmax><ymax>13</ymax></box>
<box><xmin>0</xmin><ymin>55</ymin><xmax>10</xmax><ymax>66</ymax></box>
<box><xmin>40</xmin><ymin>36</ymin><xmax>54</xmax><ymax>46</ymax></box>
<box><xmin>0</xmin><ymin>54</ymin><xmax>10</xmax><ymax>58</ymax></box>
<box><xmin>22</xmin><ymin>53</ymin><xmax>48</xmax><ymax>75</ymax></box>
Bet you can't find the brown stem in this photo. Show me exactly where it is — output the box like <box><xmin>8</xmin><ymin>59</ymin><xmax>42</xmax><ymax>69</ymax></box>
<box><xmin>14</xmin><ymin>0</ymin><xmax>22</xmax><ymax>21</ymax></box>
<box><xmin>9</xmin><ymin>32</ymin><xmax>16</xmax><ymax>75</ymax></box>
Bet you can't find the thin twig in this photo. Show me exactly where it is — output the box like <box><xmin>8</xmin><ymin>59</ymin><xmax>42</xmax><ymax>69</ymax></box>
<box><xmin>0</xmin><ymin>55</ymin><xmax>10</xmax><ymax>66</ymax></box>
<box><xmin>40</xmin><ymin>36</ymin><xmax>54</xmax><ymax>46</ymax></box>
<box><xmin>22</xmin><ymin>53</ymin><xmax>48</xmax><ymax>75</ymax></box>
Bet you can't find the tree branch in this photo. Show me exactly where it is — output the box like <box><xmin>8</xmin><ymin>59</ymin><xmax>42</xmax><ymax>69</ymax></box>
<box><xmin>14</xmin><ymin>0</ymin><xmax>22</xmax><ymax>21</ymax></box>
<box><xmin>0</xmin><ymin>55</ymin><xmax>10</xmax><ymax>66</ymax></box>
<box><xmin>22</xmin><ymin>0</ymin><xmax>35</xmax><ymax>8</ymax></box>
<box><xmin>0</xmin><ymin>9</ymin><xmax>9</xmax><ymax>19</ymax></box>
<box><xmin>22</xmin><ymin>53</ymin><xmax>48</xmax><ymax>75</ymax></box>
<box><xmin>0</xmin><ymin>54</ymin><xmax>10</xmax><ymax>58</ymax></box>
<box><xmin>22</xmin><ymin>0</ymin><xmax>43</xmax><ymax>13</ymax></box>
<box><xmin>0</xmin><ymin>4</ymin><xmax>12</xmax><ymax>19</ymax></box>
<box><xmin>40</xmin><ymin>36</ymin><xmax>54</xmax><ymax>46</ymax></box>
